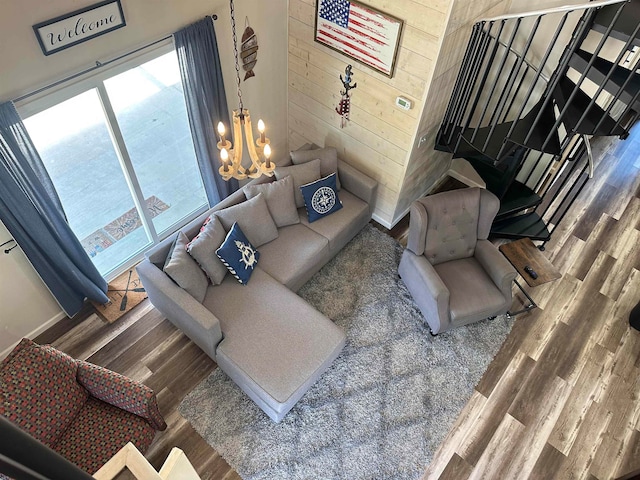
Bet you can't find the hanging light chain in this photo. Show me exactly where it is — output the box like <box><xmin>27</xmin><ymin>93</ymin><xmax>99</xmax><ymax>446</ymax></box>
<box><xmin>230</xmin><ymin>0</ymin><xmax>243</xmax><ymax>114</ymax></box>
<box><xmin>217</xmin><ymin>0</ymin><xmax>274</xmax><ymax>181</ymax></box>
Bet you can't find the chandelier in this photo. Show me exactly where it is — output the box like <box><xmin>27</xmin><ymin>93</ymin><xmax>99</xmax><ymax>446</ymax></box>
<box><xmin>216</xmin><ymin>0</ymin><xmax>274</xmax><ymax>181</ymax></box>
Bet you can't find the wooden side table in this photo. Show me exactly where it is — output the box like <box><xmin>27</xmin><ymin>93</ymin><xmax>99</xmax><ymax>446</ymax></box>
<box><xmin>499</xmin><ymin>238</ymin><xmax>561</xmax><ymax>316</ymax></box>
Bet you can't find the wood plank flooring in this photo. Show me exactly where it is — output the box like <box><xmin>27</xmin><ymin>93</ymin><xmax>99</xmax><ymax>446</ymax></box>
<box><xmin>425</xmin><ymin>128</ymin><xmax>640</xmax><ymax>480</ymax></box>
<box><xmin>32</xmin><ymin>127</ymin><xmax>640</xmax><ymax>479</ymax></box>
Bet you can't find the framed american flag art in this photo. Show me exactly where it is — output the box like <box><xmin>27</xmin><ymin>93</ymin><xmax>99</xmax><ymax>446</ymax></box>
<box><xmin>314</xmin><ymin>0</ymin><xmax>403</xmax><ymax>78</ymax></box>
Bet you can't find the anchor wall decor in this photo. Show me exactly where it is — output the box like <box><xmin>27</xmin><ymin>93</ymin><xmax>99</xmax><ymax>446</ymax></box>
<box><xmin>335</xmin><ymin>64</ymin><xmax>357</xmax><ymax>128</ymax></box>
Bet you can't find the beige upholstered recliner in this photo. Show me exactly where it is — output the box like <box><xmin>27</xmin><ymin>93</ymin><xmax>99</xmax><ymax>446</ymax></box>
<box><xmin>398</xmin><ymin>187</ymin><xmax>517</xmax><ymax>334</ymax></box>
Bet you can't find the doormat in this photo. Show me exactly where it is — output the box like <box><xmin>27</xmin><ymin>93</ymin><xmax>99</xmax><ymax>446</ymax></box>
<box><xmin>81</xmin><ymin>196</ymin><xmax>169</xmax><ymax>258</ymax></box>
<box><xmin>91</xmin><ymin>267</ymin><xmax>147</xmax><ymax>324</ymax></box>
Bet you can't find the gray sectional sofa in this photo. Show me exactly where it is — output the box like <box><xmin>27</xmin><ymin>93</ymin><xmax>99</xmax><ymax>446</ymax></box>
<box><xmin>137</xmin><ymin>145</ymin><xmax>377</xmax><ymax>422</ymax></box>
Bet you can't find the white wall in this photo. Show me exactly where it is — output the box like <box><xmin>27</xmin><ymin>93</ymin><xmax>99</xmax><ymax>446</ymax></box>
<box><xmin>0</xmin><ymin>221</ymin><xmax>65</xmax><ymax>357</ymax></box>
<box><xmin>0</xmin><ymin>0</ymin><xmax>288</xmax><ymax>356</ymax></box>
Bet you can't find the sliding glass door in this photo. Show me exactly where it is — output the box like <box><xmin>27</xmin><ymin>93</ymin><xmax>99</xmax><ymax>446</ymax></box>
<box><xmin>23</xmin><ymin>49</ymin><xmax>208</xmax><ymax>278</ymax></box>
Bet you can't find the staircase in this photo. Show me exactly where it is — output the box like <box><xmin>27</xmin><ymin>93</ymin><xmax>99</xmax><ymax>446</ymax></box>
<box><xmin>436</xmin><ymin>0</ymin><xmax>640</xmax><ymax>246</ymax></box>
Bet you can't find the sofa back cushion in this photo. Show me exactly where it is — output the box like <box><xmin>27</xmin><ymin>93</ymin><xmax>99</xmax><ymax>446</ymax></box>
<box><xmin>275</xmin><ymin>159</ymin><xmax>322</xmax><ymax>208</ymax></box>
<box><xmin>0</xmin><ymin>339</ymin><xmax>89</xmax><ymax>447</ymax></box>
<box><xmin>186</xmin><ymin>215</ymin><xmax>228</xmax><ymax>285</ymax></box>
<box><xmin>164</xmin><ymin>232</ymin><xmax>209</xmax><ymax>302</ymax></box>
<box><xmin>244</xmin><ymin>175</ymin><xmax>300</xmax><ymax>228</ymax></box>
<box><xmin>290</xmin><ymin>146</ymin><xmax>341</xmax><ymax>190</ymax></box>
<box><xmin>214</xmin><ymin>193</ymin><xmax>279</xmax><ymax>247</ymax></box>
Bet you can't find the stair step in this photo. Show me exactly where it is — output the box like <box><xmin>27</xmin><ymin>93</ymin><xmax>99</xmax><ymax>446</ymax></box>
<box><xmin>491</xmin><ymin>212</ymin><xmax>551</xmax><ymax>241</ymax></box>
<box><xmin>435</xmin><ymin>124</ymin><xmax>461</xmax><ymax>153</ymax></box>
<box><xmin>553</xmin><ymin>75</ymin><xmax>626</xmax><ymax>136</ymax></box>
<box><xmin>496</xmin><ymin>181</ymin><xmax>542</xmax><ymax>220</ymax></box>
<box><xmin>436</xmin><ymin>124</ymin><xmax>501</xmax><ymax>164</ymax></box>
<box><xmin>465</xmin><ymin>147</ymin><xmax>529</xmax><ymax>199</ymax></box>
<box><xmin>592</xmin><ymin>2</ymin><xmax>640</xmax><ymax>47</ymax></box>
<box><xmin>569</xmin><ymin>49</ymin><xmax>640</xmax><ymax>110</ymax></box>
<box><xmin>458</xmin><ymin>95</ymin><xmax>561</xmax><ymax>162</ymax></box>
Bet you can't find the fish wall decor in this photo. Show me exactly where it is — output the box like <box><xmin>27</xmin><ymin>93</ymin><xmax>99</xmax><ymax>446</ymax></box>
<box><xmin>241</xmin><ymin>18</ymin><xmax>258</xmax><ymax>80</ymax></box>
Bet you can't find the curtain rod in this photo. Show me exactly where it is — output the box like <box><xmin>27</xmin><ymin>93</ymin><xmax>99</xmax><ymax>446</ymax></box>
<box><xmin>14</xmin><ymin>14</ymin><xmax>218</xmax><ymax>104</ymax></box>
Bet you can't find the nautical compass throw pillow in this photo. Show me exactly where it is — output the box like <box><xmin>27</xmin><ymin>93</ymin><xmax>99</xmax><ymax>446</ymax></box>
<box><xmin>216</xmin><ymin>222</ymin><xmax>260</xmax><ymax>285</ymax></box>
<box><xmin>300</xmin><ymin>172</ymin><xmax>343</xmax><ymax>223</ymax></box>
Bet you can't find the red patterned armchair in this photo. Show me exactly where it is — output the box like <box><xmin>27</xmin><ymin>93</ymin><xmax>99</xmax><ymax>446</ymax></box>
<box><xmin>0</xmin><ymin>338</ymin><xmax>167</xmax><ymax>475</ymax></box>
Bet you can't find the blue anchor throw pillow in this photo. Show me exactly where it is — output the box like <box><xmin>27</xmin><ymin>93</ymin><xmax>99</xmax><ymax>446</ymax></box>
<box><xmin>216</xmin><ymin>222</ymin><xmax>260</xmax><ymax>285</ymax></box>
<box><xmin>300</xmin><ymin>172</ymin><xmax>343</xmax><ymax>223</ymax></box>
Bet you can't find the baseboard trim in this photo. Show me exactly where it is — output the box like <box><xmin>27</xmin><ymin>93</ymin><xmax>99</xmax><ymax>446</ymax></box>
<box><xmin>371</xmin><ymin>212</ymin><xmax>392</xmax><ymax>229</ymax></box>
<box><xmin>0</xmin><ymin>311</ymin><xmax>66</xmax><ymax>359</ymax></box>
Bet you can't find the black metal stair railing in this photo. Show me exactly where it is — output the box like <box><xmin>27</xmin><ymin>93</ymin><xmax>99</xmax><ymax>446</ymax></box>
<box><xmin>437</xmin><ymin>0</ymin><xmax>637</xmax><ymax>165</ymax></box>
<box><xmin>435</xmin><ymin>0</ymin><xmax>640</xmax><ymax>245</ymax></box>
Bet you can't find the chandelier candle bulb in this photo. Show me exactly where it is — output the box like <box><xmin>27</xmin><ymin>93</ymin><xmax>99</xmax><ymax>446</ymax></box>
<box><xmin>220</xmin><ymin>148</ymin><xmax>229</xmax><ymax>171</ymax></box>
<box><xmin>217</xmin><ymin>122</ymin><xmax>226</xmax><ymax>143</ymax></box>
<box><xmin>257</xmin><ymin>119</ymin><xmax>266</xmax><ymax>144</ymax></box>
<box><xmin>263</xmin><ymin>143</ymin><xmax>271</xmax><ymax>168</ymax></box>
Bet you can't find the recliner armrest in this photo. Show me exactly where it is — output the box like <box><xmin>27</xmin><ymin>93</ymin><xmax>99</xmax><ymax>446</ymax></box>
<box><xmin>337</xmin><ymin>160</ymin><xmax>377</xmax><ymax>209</ymax></box>
<box><xmin>76</xmin><ymin>361</ymin><xmax>167</xmax><ymax>431</ymax></box>
<box><xmin>474</xmin><ymin>240</ymin><xmax>517</xmax><ymax>297</ymax></box>
<box><xmin>406</xmin><ymin>200</ymin><xmax>428</xmax><ymax>256</ymax></box>
<box><xmin>398</xmin><ymin>251</ymin><xmax>450</xmax><ymax>334</ymax></box>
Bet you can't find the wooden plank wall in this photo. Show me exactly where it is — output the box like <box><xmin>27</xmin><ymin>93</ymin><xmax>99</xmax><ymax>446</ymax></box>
<box><xmin>393</xmin><ymin>0</ymin><xmax>513</xmax><ymax>222</ymax></box>
<box><xmin>288</xmin><ymin>0</ymin><xmax>514</xmax><ymax>227</ymax></box>
<box><xmin>288</xmin><ymin>0</ymin><xmax>451</xmax><ymax>227</ymax></box>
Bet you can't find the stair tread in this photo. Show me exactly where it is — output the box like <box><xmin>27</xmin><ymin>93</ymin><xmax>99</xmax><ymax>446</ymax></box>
<box><xmin>497</xmin><ymin>182</ymin><xmax>542</xmax><ymax>219</ymax></box>
<box><xmin>553</xmin><ymin>76</ymin><xmax>626</xmax><ymax>136</ymax></box>
<box><xmin>570</xmin><ymin>49</ymin><xmax>640</xmax><ymax>108</ymax></box>
<box><xmin>491</xmin><ymin>212</ymin><xmax>550</xmax><ymax>241</ymax></box>
<box><xmin>459</xmin><ymin>95</ymin><xmax>561</xmax><ymax>162</ymax></box>
<box><xmin>592</xmin><ymin>2</ymin><xmax>640</xmax><ymax>46</ymax></box>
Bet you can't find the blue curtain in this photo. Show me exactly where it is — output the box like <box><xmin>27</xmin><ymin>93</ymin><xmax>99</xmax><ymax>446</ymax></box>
<box><xmin>0</xmin><ymin>102</ymin><xmax>109</xmax><ymax>317</ymax></box>
<box><xmin>174</xmin><ymin>16</ymin><xmax>239</xmax><ymax>205</ymax></box>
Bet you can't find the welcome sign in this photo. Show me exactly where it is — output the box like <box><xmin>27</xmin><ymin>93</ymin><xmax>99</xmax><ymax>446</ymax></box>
<box><xmin>33</xmin><ymin>0</ymin><xmax>126</xmax><ymax>56</ymax></box>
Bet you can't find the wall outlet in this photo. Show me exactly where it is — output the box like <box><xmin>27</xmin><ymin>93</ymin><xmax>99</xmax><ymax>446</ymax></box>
<box><xmin>418</xmin><ymin>134</ymin><xmax>429</xmax><ymax>148</ymax></box>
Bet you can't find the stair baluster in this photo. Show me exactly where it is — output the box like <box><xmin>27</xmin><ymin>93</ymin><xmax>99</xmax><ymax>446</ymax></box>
<box><xmin>434</xmin><ymin>0</ymin><xmax>639</xmax><ymax>245</ymax></box>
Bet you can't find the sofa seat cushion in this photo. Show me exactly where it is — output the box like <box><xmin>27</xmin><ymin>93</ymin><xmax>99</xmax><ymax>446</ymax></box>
<box><xmin>300</xmin><ymin>189</ymin><xmax>370</xmax><ymax>252</ymax></box>
<box><xmin>53</xmin><ymin>397</ymin><xmax>156</xmax><ymax>474</ymax></box>
<box><xmin>0</xmin><ymin>339</ymin><xmax>89</xmax><ymax>447</ymax></box>
<box><xmin>202</xmin><ymin>269</ymin><xmax>346</xmax><ymax>420</ymax></box>
<box><xmin>434</xmin><ymin>257</ymin><xmax>509</xmax><ymax>325</ymax></box>
<box><xmin>256</xmin><ymin>223</ymin><xmax>330</xmax><ymax>290</ymax></box>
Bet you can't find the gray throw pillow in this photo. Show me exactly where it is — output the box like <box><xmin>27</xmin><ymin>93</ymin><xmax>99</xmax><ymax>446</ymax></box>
<box><xmin>275</xmin><ymin>159</ymin><xmax>321</xmax><ymax>208</ymax></box>
<box><xmin>244</xmin><ymin>175</ymin><xmax>300</xmax><ymax>227</ymax></box>
<box><xmin>214</xmin><ymin>193</ymin><xmax>279</xmax><ymax>247</ymax></box>
<box><xmin>290</xmin><ymin>146</ymin><xmax>341</xmax><ymax>190</ymax></box>
<box><xmin>163</xmin><ymin>231</ymin><xmax>208</xmax><ymax>302</ymax></box>
<box><xmin>186</xmin><ymin>215</ymin><xmax>228</xmax><ymax>285</ymax></box>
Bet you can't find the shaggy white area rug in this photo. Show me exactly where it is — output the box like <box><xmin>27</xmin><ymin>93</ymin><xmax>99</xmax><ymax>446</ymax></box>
<box><xmin>179</xmin><ymin>225</ymin><xmax>513</xmax><ymax>479</ymax></box>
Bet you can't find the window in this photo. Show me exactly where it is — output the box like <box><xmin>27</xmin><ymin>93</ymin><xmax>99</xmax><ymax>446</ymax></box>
<box><xmin>23</xmin><ymin>47</ymin><xmax>208</xmax><ymax>279</ymax></box>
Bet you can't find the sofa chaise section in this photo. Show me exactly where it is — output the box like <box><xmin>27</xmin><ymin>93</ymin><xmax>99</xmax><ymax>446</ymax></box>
<box><xmin>203</xmin><ymin>268</ymin><xmax>346</xmax><ymax>421</ymax></box>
